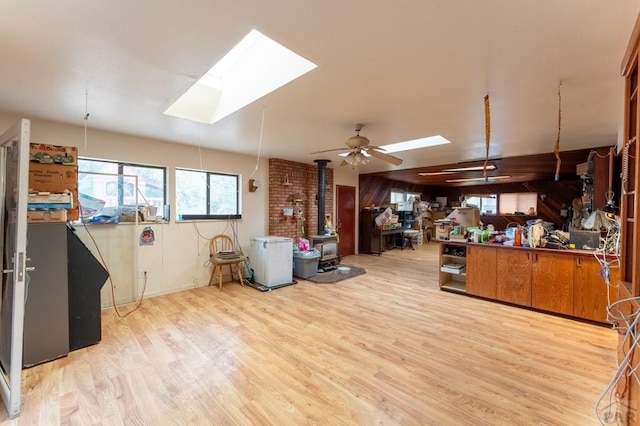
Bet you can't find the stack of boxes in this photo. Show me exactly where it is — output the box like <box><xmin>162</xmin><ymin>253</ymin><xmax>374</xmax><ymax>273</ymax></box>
<box><xmin>28</xmin><ymin>143</ymin><xmax>78</xmax><ymax>223</ymax></box>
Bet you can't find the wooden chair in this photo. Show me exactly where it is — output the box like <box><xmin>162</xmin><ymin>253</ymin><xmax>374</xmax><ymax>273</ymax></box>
<box><xmin>208</xmin><ymin>235</ymin><xmax>246</xmax><ymax>290</ymax></box>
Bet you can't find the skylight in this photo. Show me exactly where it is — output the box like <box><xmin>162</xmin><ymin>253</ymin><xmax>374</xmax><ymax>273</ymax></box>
<box><xmin>378</xmin><ymin>135</ymin><xmax>450</xmax><ymax>153</ymax></box>
<box><xmin>164</xmin><ymin>29</ymin><xmax>317</xmax><ymax>124</ymax></box>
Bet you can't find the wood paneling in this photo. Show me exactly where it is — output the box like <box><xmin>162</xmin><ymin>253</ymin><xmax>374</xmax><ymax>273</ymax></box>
<box><xmin>362</xmin><ymin>147</ymin><xmax>607</xmax><ymax>186</ymax></box>
<box><xmin>358</xmin><ymin>175</ymin><xmax>432</xmax><ymax>209</ymax></box>
<box><xmin>435</xmin><ymin>180</ymin><xmax>583</xmax><ymax>228</ymax></box>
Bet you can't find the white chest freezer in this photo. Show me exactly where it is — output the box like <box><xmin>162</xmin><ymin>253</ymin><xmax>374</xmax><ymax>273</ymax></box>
<box><xmin>250</xmin><ymin>236</ymin><xmax>293</xmax><ymax>287</ymax></box>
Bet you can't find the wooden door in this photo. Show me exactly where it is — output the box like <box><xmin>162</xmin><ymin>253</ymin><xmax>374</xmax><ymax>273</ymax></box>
<box><xmin>336</xmin><ymin>185</ymin><xmax>356</xmax><ymax>256</ymax></box>
<box><xmin>496</xmin><ymin>249</ymin><xmax>532</xmax><ymax>306</ymax></box>
<box><xmin>466</xmin><ymin>245</ymin><xmax>497</xmax><ymax>299</ymax></box>
<box><xmin>531</xmin><ymin>252</ymin><xmax>574</xmax><ymax>316</ymax></box>
<box><xmin>0</xmin><ymin>119</ymin><xmax>30</xmax><ymax>417</ymax></box>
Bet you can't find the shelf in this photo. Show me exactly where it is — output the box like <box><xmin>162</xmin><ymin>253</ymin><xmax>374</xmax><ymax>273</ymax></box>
<box><xmin>441</xmin><ymin>267</ymin><xmax>465</xmax><ymax>275</ymax></box>
<box><xmin>440</xmin><ymin>281</ymin><xmax>466</xmax><ymax>293</ymax></box>
<box><xmin>441</xmin><ymin>254</ymin><xmax>465</xmax><ymax>260</ymax></box>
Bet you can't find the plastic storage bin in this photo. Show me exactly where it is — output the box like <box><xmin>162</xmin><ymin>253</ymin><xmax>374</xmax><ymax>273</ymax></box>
<box><xmin>293</xmin><ymin>252</ymin><xmax>320</xmax><ymax>278</ymax></box>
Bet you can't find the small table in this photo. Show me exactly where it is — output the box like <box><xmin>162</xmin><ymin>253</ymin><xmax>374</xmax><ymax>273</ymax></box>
<box><xmin>373</xmin><ymin>228</ymin><xmax>405</xmax><ymax>255</ymax></box>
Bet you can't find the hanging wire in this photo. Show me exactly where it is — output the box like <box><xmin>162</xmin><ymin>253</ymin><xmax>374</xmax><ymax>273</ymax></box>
<box><xmin>483</xmin><ymin>94</ymin><xmax>490</xmax><ymax>182</ymax></box>
<box><xmin>554</xmin><ymin>81</ymin><xmax>562</xmax><ymax>181</ymax></box>
<box><xmin>84</xmin><ymin>90</ymin><xmax>90</xmax><ymax>150</ymax></box>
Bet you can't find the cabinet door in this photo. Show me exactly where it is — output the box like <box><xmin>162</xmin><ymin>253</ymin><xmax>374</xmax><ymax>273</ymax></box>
<box><xmin>574</xmin><ymin>256</ymin><xmax>618</xmax><ymax>322</ymax></box>
<box><xmin>531</xmin><ymin>252</ymin><xmax>574</xmax><ymax>315</ymax></box>
<box><xmin>466</xmin><ymin>245</ymin><xmax>497</xmax><ymax>298</ymax></box>
<box><xmin>496</xmin><ymin>249</ymin><xmax>532</xmax><ymax>306</ymax></box>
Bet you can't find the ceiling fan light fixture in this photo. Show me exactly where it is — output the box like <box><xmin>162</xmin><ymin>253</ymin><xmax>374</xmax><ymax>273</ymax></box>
<box><xmin>344</xmin><ymin>151</ymin><xmax>369</xmax><ymax>167</ymax></box>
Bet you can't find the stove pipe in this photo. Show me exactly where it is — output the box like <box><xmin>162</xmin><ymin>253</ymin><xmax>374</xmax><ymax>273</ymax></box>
<box><xmin>314</xmin><ymin>159</ymin><xmax>331</xmax><ymax>235</ymax></box>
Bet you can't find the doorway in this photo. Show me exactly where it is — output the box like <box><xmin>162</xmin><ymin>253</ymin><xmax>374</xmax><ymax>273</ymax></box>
<box><xmin>0</xmin><ymin>119</ymin><xmax>30</xmax><ymax>418</ymax></box>
<box><xmin>336</xmin><ymin>185</ymin><xmax>356</xmax><ymax>257</ymax></box>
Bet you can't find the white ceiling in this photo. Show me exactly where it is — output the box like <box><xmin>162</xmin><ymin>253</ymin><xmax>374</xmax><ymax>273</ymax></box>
<box><xmin>1</xmin><ymin>1</ymin><xmax>639</xmax><ymax>177</ymax></box>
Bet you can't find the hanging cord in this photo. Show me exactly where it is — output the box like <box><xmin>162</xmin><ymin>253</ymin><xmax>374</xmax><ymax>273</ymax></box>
<box><xmin>76</xmin><ymin>190</ymin><xmax>148</xmax><ymax>318</ymax></box>
<box><xmin>248</xmin><ymin>106</ymin><xmax>266</xmax><ymax>181</ymax></box>
<box><xmin>84</xmin><ymin>90</ymin><xmax>90</xmax><ymax>150</ymax></box>
<box><xmin>621</xmin><ymin>137</ymin><xmax>635</xmax><ymax>194</ymax></box>
<box><xmin>554</xmin><ymin>81</ymin><xmax>562</xmax><ymax>181</ymax></box>
<box><xmin>483</xmin><ymin>94</ymin><xmax>490</xmax><ymax>182</ymax></box>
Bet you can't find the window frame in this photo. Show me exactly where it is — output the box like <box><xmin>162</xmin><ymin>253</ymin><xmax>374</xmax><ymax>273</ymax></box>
<box><xmin>78</xmin><ymin>158</ymin><xmax>168</xmax><ymax>220</ymax></box>
<box><xmin>465</xmin><ymin>194</ymin><xmax>497</xmax><ymax>215</ymax></box>
<box><xmin>175</xmin><ymin>167</ymin><xmax>242</xmax><ymax>220</ymax></box>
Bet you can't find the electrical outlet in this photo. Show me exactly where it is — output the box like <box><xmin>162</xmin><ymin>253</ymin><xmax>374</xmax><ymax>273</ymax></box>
<box><xmin>138</xmin><ymin>271</ymin><xmax>145</xmax><ymax>279</ymax></box>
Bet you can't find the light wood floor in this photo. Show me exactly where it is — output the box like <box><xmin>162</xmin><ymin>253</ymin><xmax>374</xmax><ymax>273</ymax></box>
<box><xmin>2</xmin><ymin>242</ymin><xmax>618</xmax><ymax>425</ymax></box>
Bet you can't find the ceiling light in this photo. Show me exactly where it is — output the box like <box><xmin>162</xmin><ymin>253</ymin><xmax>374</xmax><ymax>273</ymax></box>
<box><xmin>418</xmin><ymin>171</ymin><xmax>454</xmax><ymax>176</ymax></box>
<box><xmin>378</xmin><ymin>135</ymin><xmax>451</xmax><ymax>153</ymax></box>
<box><xmin>443</xmin><ymin>164</ymin><xmax>497</xmax><ymax>172</ymax></box>
<box><xmin>445</xmin><ymin>175</ymin><xmax>511</xmax><ymax>183</ymax></box>
<box><xmin>344</xmin><ymin>151</ymin><xmax>369</xmax><ymax>167</ymax></box>
<box><xmin>164</xmin><ymin>29</ymin><xmax>317</xmax><ymax>124</ymax></box>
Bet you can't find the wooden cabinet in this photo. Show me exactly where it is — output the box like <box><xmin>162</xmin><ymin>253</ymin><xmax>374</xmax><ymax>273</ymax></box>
<box><xmin>574</xmin><ymin>255</ymin><xmax>619</xmax><ymax>323</ymax></box>
<box><xmin>496</xmin><ymin>249</ymin><xmax>532</xmax><ymax>306</ymax></box>
<box><xmin>531</xmin><ymin>252</ymin><xmax>574</xmax><ymax>316</ymax></box>
<box><xmin>440</xmin><ymin>242</ymin><xmax>617</xmax><ymax>322</ymax></box>
<box><xmin>466</xmin><ymin>245</ymin><xmax>497</xmax><ymax>299</ymax></box>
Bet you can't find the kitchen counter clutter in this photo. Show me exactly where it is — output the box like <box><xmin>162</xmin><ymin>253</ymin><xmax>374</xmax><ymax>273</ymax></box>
<box><xmin>438</xmin><ymin>241</ymin><xmax>618</xmax><ymax>323</ymax></box>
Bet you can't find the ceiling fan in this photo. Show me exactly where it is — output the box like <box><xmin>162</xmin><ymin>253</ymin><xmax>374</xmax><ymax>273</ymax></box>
<box><xmin>311</xmin><ymin>124</ymin><xmax>403</xmax><ymax>167</ymax></box>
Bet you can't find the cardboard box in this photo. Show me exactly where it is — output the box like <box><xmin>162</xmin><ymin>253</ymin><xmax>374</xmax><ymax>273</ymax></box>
<box><xmin>29</xmin><ymin>163</ymin><xmax>78</xmax><ymax>190</ymax></box>
<box><xmin>435</xmin><ymin>223</ymin><xmax>452</xmax><ymax>240</ymax></box>
<box><xmin>450</xmin><ymin>234</ymin><xmax>467</xmax><ymax>241</ymax></box>
<box><xmin>432</xmin><ymin>211</ymin><xmax>446</xmax><ymax>221</ymax></box>
<box><xmin>446</xmin><ymin>207</ymin><xmax>480</xmax><ymax>227</ymax></box>
<box><xmin>27</xmin><ymin>210</ymin><xmax>67</xmax><ymax>223</ymax></box>
<box><xmin>67</xmin><ymin>207</ymin><xmax>79</xmax><ymax>221</ymax></box>
<box><xmin>29</xmin><ymin>143</ymin><xmax>77</xmax><ymax>166</ymax></box>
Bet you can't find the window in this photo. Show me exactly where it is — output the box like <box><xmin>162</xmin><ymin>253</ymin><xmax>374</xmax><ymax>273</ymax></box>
<box><xmin>499</xmin><ymin>192</ymin><xmax>538</xmax><ymax>215</ymax></box>
<box><xmin>176</xmin><ymin>168</ymin><xmax>240</xmax><ymax>219</ymax></box>
<box><xmin>78</xmin><ymin>159</ymin><xmax>167</xmax><ymax>219</ymax></box>
<box><xmin>390</xmin><ymin>189</ymin><xmax>405</xmax><ymax>204</ymax></box>
<box><xmin>465</xmin><ymin>195</ymin><xmax>497</xmax><ymax>215</ymax></box>
<box><xmin>390</xmin><ymin>189</ymin><xmax>421</xmax><ymax>203</ymax></box>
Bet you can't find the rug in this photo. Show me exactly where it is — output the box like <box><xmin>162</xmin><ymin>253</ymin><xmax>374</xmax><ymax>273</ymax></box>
<box><xmin>306</xmin><ymin>265</ymin><xmax>366</xmax><ymax>284</ymax></box>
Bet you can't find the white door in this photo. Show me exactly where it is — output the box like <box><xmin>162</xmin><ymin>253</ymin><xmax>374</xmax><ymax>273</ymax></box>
<box><xmin>0</xmin><ymin>119</ymin><xmax>30</xmax><ymax>418</ymax></box>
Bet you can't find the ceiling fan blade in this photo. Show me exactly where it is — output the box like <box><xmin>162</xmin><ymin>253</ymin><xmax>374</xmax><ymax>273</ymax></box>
<box><xmin>368</xmin><ymin>148</ymin><xmax>403</xmax><ymax>166</ymax></box>
<box><xmin>310</xmin><ymin>147</ymin><xmax>349</xmax><ymax>154</ymax></box>
<box><xmin>339</xmin><ymin>159</ymin><xmax>349</xmax><ymax>167</ymax></box>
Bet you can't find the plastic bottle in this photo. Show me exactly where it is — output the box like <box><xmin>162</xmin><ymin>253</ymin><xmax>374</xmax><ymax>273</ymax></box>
<box><xmin>514</xmin><ymin>227</ymin><xmax>522</xmax><ymax>246</ymax></box>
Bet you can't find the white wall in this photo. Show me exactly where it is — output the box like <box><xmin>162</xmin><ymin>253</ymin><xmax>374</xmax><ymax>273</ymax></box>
<box><xmin>0</xmin><ymin>112</ymin><xmax>269</xmax><ymax>307</ymax></box>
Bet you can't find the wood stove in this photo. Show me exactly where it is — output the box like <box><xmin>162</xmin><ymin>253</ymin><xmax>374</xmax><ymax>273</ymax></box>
<box><xmin>310</xmin><ymin>234</ymin><xmax>339</xmax><ymax>271</ymax></box>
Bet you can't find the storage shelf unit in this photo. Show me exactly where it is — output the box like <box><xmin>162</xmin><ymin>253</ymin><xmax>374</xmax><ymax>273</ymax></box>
<box><xmin>617</xmin><ymin>13</ymin><xmax>640</xmax><ymax>424</ymax></box>
<box><xmin>438</xmin><ymin>242</ymin><xmax>467</xmax><ymax>293</ymax></box>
